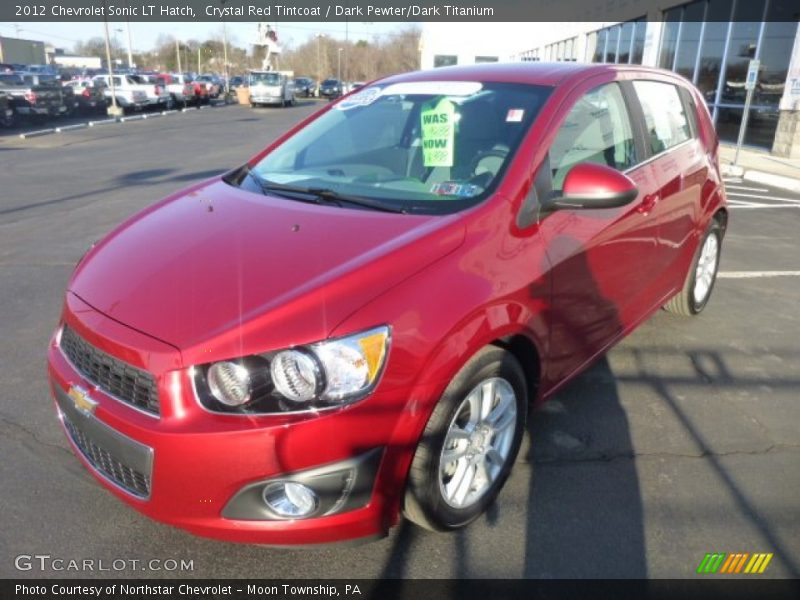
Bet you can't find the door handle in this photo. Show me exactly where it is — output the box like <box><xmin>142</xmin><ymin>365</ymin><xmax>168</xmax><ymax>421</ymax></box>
<box><xmin>638</xmin><ymin>193</ymin><xmax>659</xmax><ymax>214</ymax></box>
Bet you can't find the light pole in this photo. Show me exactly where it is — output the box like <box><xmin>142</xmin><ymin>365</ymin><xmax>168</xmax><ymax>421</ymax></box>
<box><xmin>316</xmin><ymin>33</ymin><xmax>326</xmax><ymax>94</ymax></box>
<box><xmin>222</xmin><ymin>20</ymin><xmax>229</xmax><ymax>97</ymax></box>
<box><xmin>175</xmin><ymin>38</ymin><xmax>182</xmax><ymax>75</ymax></box>
<box><xmin>125</xmin><ymin>21</ymin><xmax>134</xmax><ymax>69</ymax></box>
<box><xmin>115</xmin><ymin>28</ymin><xmax>124</xmax><ymax>67</ymax></box>
<box><xmin>337</xmin><ymin>48</ymin><xmax>342</xmax><ymax>82</ymax></box>
<box><xmin>219</xmin><ymin>0</ymin><xmax>230</xmax><ymax>98</ymax></box>
<box><xmin>101</xmin><ymin>0</ymin><xmax>122</xmax><ymax>116</ymax></box>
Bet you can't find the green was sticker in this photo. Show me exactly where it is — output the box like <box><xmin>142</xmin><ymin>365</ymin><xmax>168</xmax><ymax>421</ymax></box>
<box><xmin>421</xmin><ymin>98</ymin><xmax>455</xmax><ymax>167</ymax></box>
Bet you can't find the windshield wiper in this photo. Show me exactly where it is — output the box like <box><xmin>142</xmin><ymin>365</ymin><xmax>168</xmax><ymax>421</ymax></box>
<box><xmin>256</xmin><ymin>180</ymin><xmax>409</xmax><ymax>214</ymax></box>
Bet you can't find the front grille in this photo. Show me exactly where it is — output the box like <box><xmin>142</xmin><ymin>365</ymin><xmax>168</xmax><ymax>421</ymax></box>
<box><xmin>60</xmin><ymin>325</ymin><xmax>160</xmax><ymax>416</ymax></box>
<box><xmin>63</xmin><ymin>415</ymin><xmax>151</xmax><ymax>498</ymax></box>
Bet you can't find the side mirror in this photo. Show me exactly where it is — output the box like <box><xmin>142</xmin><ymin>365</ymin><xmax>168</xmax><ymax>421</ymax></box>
<box><xmin>549</xmin><ymin>163</ymin><xmax>638</xmax><ymax>210</ymax></box>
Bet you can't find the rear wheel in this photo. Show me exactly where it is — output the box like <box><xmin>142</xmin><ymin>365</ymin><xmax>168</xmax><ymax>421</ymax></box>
<box><xmin>1</xmin><ymin>108</ymin><xmax>16</xmax><ymax>128</ymax></box>
<box><xmin>664</xmin><ymin>219</ymin><xmax>723</xmax><ymax>316</ymax></box>
<box><xmin>404</xmin><ymin>346</ymin><xmax>527</xmax><ymax>531</ymax></box>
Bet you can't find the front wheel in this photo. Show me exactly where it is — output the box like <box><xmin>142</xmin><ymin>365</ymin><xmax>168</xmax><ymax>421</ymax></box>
<box><xmin>664</xmin><ymin>219</ymin><xmax>723</xmax><ymax>316</ymax></box>
<box><xmin>403</xmin><ymin>346</ymin><xmax>527</xmax><ymax>531</ymax></box>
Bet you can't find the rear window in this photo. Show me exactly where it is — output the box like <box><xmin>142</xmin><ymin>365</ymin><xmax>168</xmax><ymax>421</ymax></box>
<box><xmin>633</xmin><ymin>81</ymin><xmax>692</xmax><ymax>154</ymax></box>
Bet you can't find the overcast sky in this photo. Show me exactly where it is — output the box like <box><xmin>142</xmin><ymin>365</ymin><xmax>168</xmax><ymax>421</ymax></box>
<box><xmin>0</xmin><ymin>21</ymin><xmax>411</xmax><ymax>52</ymax></box>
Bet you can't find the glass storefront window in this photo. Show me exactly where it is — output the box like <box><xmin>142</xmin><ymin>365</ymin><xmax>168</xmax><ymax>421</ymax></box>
<box><xmin>720</xmin><ymin>0</ymin><xmax>764</xmax><ymax>105</ymax></box>
<box><xmin>755</xmin><ymin>1</ymin><xmax>797</xmax><ymax>108</ymax></box>
<box><xmin>433</xmin><ymin>55</ymin><xmax>458</xmax><ymax>68</ymax></box>
<box><xmin>632</xmin><ymin>20</ymin><xmax>646</xmax><ymax>64</ymax></box>
<box><xmin>696</xmin><ymin>0</ymin><xmax>733</xmax><ymax>102</ymax></box>
<box><xmin>594</xmin><ymin>29</ymin><xmax>607</xmax><ymax>62</ymax></box>
<box><xmin>659</xmin><ymin>8</ymin><xmax>681</xmax><ymax>70</ymax></box>
<box><xmin>674</xmin><ymin>2</ymin><xmax>706</xmax><ymax>80</ymax></box>
<box><xmin>606</xmin><ymin>26</ymin><xmax>620</xmax><ymax>63</ymax></box>
<box><xmin>716</xmin><ymin>106</ymin><xmax>780</xmax><ymax>148</ymax></box>
<box><xmin>618</xmin><ymin>22</ymin><xmax>634</xmax><ymax>64</ymax></box>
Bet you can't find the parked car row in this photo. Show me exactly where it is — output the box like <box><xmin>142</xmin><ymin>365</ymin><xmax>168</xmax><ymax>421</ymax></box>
<box><xmin>0</xmin><ymin>67</ymin><xmax>236</xmax><ymax>128</ymax></box>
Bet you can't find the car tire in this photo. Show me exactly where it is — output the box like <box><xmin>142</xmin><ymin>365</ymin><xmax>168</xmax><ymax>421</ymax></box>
<box><xmin>403</xmin><ymin>346</ymin><xmax>527</xmax><ymax>532</ymax></box>
<box><xmin>664</xmin><ymin>219</ymin><xmax>723</xmax><ymax>316</ymax></box>
<box><xmin>1</xmin><ymin>109</ymin><xmax>17</xmax><ymax>128</ymax></box>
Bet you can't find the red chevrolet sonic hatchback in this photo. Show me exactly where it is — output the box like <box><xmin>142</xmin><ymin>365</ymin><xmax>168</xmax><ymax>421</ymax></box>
<box><xmin>48</xmin><ymin>63</ymin><xmax>727</xmax><ymax>544</ymax></box>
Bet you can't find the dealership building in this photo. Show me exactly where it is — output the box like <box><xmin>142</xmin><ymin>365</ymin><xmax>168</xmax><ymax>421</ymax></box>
<box><xmin>420</xmin><ymin>0</ymin><xmax>800</xmax><ymax>157</ymax></box>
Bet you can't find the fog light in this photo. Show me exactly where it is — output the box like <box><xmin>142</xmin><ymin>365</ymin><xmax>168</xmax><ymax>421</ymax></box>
<box><xmin>262</xmin><ymin>481</ymin><xmax>318</xmax><ymax>518</ymax></box>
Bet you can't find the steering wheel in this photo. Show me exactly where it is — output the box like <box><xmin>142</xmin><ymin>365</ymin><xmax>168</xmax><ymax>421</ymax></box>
<box><xmin>468</xmin><ymin>148</ymin><xmax>509</xmax><ymax>179</ymax></box>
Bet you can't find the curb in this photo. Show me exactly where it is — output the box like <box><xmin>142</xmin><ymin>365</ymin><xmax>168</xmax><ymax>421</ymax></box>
<box><xmin>16</xmin><ymin>102</ymin><xmax>233</xmax><ymax>140</ymax></box>
<box><xmin>55</xmin><ymin>123</ymin><xmax>89</xmax><ymax>133</ymax></box>
<box><xmin>720</xmin><ymin>163</ymin><xmax>744</xmax><ymax>178</ymax></box>
<box><xmin>19</xmin><ymin>128</ymin><xmax>55</xmax><ymax>139</ymax></box>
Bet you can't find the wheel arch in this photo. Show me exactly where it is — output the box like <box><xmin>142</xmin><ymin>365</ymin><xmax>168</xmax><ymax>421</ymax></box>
<box><xmin>492</xmin><ymin>333</ymin><xmax>543</xmax><ymax>405</ymax></box>
<box><xmin>713</xmin><ymin>206</ymin><xmax>729</xmax><ymax>236</ymax></box>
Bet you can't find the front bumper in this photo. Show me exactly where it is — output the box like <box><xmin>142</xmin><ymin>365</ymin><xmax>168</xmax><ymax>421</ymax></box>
<box><xmin>250</xmin><ymin>95</ymin><xmax>284</xmax><ymax>105</ymax></box>
<box><xmin>46</xmin><ymin>296</ymin><xmax>408</xmax><ymax>545</ymax></box>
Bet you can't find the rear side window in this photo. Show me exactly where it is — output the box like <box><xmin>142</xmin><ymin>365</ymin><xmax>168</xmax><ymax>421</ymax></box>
<box><xmin>633</xmin><ymin>81</ymin><xmax>691</xmax><ymax>154</ymax></box>
<box><xmin>549</xmin><ymin>82</ymin><xmax>637</xmax><ymax>191</ymax></box>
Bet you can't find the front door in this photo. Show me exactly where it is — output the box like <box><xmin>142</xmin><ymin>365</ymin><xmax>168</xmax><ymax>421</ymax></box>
<box><xmin>537</xmin><ymin>80</ymin><xmax>662</xmax><ymax>389</ymax></box>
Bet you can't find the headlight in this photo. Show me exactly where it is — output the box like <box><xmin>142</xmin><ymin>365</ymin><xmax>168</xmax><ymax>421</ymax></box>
<box><xmin>207</xmin><ymin>361</ymin><xmax>251</xmax><ymax>406</ymax></box>
<box><xmin>193</xmin><ymin>326</ymin><xmax>390</xmax><ymax>414</ymax></box>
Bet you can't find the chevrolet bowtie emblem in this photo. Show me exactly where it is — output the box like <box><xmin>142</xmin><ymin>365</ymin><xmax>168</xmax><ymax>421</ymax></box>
<box><xmin>68</xmin><ymin>385</ymin><xmax>98</xmax><ymax>416</ymax></box>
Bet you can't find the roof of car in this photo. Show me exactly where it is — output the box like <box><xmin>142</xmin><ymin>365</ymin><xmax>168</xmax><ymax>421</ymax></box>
<box><xmin>380</xmin><ymin>62</ymin><xmax>675</xmax><ymax>87</ymax></box>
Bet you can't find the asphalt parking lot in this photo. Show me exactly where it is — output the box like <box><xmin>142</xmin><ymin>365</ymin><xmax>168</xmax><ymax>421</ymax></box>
<box><xmin>0</xmin><ymin>102</ymin><xmax>798</xmax><ymax>579</ymax></box>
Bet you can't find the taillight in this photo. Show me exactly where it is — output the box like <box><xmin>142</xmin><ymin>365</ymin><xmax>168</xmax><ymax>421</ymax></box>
<box><xmin>154</xmin><ymin>85</ymin><xmax>162</xmax><ymax>95</ymax></box>
<box><xmin>82</xmin><ymin>87</ymin><xmax>91</xmax><ymax>98</ymax></box>
<box><xmin>24</xmin><ymin>91</ymin><xmax>37</xmax><ymax>104</ymax></box>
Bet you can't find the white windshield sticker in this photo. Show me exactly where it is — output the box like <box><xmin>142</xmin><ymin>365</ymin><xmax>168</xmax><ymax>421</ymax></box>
<box><xmin>336</xmin><ymin>86</ymin><xmax>382</xmax><ymax>110</ymax></box>
<box><xmin>506</xmin><ymin>109</ymin><xmax>524</xmax><ymax>122</ymax></box>
<box><xmin>380</xmin><ymin>81</ymin><xmax>483</xmax><ymax>97</ymax></box>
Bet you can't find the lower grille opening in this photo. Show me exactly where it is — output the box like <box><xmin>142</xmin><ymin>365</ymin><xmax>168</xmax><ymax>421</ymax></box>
<box><xmin>62</xmin><ymin>414</ymin><xmax>152</xmax><ymax>498</ymax></box>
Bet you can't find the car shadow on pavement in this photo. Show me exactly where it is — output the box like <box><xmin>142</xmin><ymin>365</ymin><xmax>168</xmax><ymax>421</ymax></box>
<box><xmin>523</xmin><ymin>356</ymin><xmax>646</xmax><ymax>578</ymax></box>
<box><xmin>628</xmin><ymin>347</ymin><xmax>800</xmax><ymax>578</ymax></box>
<box><xmin>371</xmin><ymin>356</ymin><xmax>646</xmax><ymax>583</ymax></box>
<box><xmin>0</xmin><ymin>168</ymin><xmax>225</xmax><ymax>218</ymax></box>
<box><xmin>373</xmin><ymin>241</ymin><xmax>646</xmax><ymax>581</ymax></box>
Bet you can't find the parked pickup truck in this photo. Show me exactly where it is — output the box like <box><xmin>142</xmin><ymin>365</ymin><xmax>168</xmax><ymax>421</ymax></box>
<box><xmin>129</xmin><ymin>74</ymin><xmax>173</xmax><ymax>110</ymax></box>
<box><xmin>195</xmin><ymin>74</ymin><xmax>222</xmax><ymax>98</ymax></box>
<box><xmin>91</xmin><ymin>74</ymin><xmax>148</xmax><ymax>112</ymax></box>
<box><xmin>155</xmin><ymin>73</ymin><xmax>196</xmax><ymax>106</ymax></box>
<box><xmin>63</xmin><ymin>79</ymin><xmax>108</xmax><ymax>115</ymax></box>
<box><xmin>0</xmin><ymin>72</ymin><xmax>67</xmax><ymax>119</ymax></box>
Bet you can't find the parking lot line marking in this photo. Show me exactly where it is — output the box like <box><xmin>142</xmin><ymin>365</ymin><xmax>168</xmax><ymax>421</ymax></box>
<box><xmin>726</xmin><ymin>199</ymin><xmax>800</xmax><ymax>209</ymax></box>
<box><xmin>719</xmin><ymin>271</ymin><xmax>800</xmax><ymax>278</ymax></box>
<box><xmin>725</xmin><ymin>185</ymin><xmax>770</xmax><ymax>193</ymax></box>
<box><xmin>725</xmin><ymin>192</ymin><xmax>800</xmax><ymax>203</ymax></box>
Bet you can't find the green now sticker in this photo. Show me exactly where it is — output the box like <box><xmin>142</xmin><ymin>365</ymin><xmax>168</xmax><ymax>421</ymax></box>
<box><xmin>421</xmin><ymin>98</ymin><xmax>455</xmax><ymax>167</ymax></box>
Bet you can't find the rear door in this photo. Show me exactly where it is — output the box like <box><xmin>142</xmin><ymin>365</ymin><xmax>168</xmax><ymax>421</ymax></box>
<box><xmin>537</xmin><ymin>78</ymin><xmax>662</xmax><ymax>387</ymax></box>
<box><xmin>629</xmin><ymin>79</ymin><xmax>707</xmax><ymax>296</ymax></box>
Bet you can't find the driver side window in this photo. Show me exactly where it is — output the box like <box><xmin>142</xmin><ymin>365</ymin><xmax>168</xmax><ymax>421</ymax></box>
<box><xmin>549</xmin><ymin>83</ymin><xmax>637</xmax><ymax>191</ymax></box>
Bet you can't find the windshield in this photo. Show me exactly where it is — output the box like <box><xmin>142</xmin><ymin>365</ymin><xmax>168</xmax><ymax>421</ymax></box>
<box><xmin>251</xmin><ymin>72</ymin><xmax>281</xmax><ymax>86</ymax></box>
<box><xmin>242</xmin><ymin>81</ymin><xmax>550</xmax><ymax>214</ymax></box>
<box><xmin>322</xmin><ymin>79</ymin><xmax>339</xmax><ymax>86</ymax></box>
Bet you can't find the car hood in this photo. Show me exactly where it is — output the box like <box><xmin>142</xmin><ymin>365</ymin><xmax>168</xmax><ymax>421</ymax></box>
<box><xmin>69</xmin><ymin>179</ymin><xmax>464</xmax><ymax>361</ymax></box>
